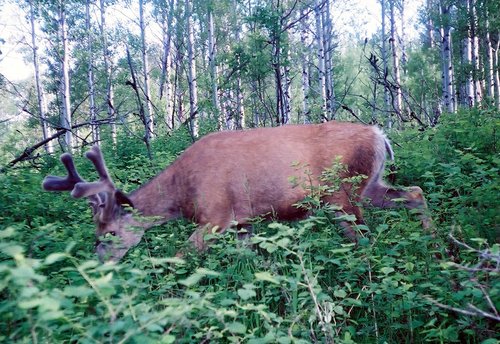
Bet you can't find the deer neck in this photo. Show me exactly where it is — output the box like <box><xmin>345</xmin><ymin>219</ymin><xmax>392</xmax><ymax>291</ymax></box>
<box><xmin>129</xmin><ymin>168</ymin><xmax>181</xmax><ymax>224</ymax></box>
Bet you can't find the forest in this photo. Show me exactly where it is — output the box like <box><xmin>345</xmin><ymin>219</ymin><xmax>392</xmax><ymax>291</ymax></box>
<box><xmin>0</xmin><ymin>0</ymin><xmax>499</xmax><ymax>342</ymax></box>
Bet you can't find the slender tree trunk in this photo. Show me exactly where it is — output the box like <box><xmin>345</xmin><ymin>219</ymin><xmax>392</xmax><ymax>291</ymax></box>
<box><xmin>99</xmin><ymin>0</ymin><xmax>116</xmax><ymax>145</ymax></box>
<box><xmin>300</xmin><ymin>9</ymin><xmax>310</xmax><ymax>124</ymax></box>
<box><xmin>483</xmin><ymin>7</ymin><xmax>494</xmax><ymax>103</ymax></box>
<box><xmin>186</xmin><ymin>0</ymin><xmax>199</xmax><ymax>138</ymax></box>
<box><xmin>233</xmin><ymin>0</ymin><xmax>245</xmax><ymax>129</ymax></box>
<box><xmin>126</xmin><ymin>46</ymin><xmax>152</xmax><ymax>159</ymax></box>
<box><xmin>426</xmin><ymin>0</ymin><xmax>435</xmax><ymax>48</ymax></box>
<box><xmin>315</xmin><ymin>0</ymin><xmax>327</xmax><ymax>120</ymax></box>
<box><xmin>158</xmin><ymin>0</ymin><xmax>174</xmax><ymax>131</ymax></box>
<box><xmin>440</xmin><ymin>1</ymin><xmax>455</xmax><ymax>113</ymax></box>
<box><xmin>29</xmin><ymin>0</ymin><xmax>52</xmax><ymax>153</ymax></box>
<box><xmin>462</xmin><ymin>0</ymin><xmax>474</xmax><ymax>106</ymax></box>
<box><xmin>139</xmin><ymin>0</ymin><xmax>154</xmax><ymax>136</ymax></box>
<box><xmin>86</xmin><ymin>0</ymin><xmax>99</xmax><ymax>144</ymax></box>
<box><xmin>469</xmin><ymin>0</ymin><xmax>482</xmax><ymax>104</ymax></box>
<box><xmin>59</xmin><ymin>3</ymin><xmax>72</xmax><ymax>151</ymax></box>
<box><xmin>389</xmin><ymin>0</ymin><xmax>402</xmax><ymax>122</ymax></box>
<box><xmin>323</xmin><ymin>0</ymin><xmax>335</xmax><ymax>119</ymax></box>
<box><xmin>493</xmin><ymin>34</ymin><xmax>500</xmax><ymax>109</ymax></box>
<box><xmin>207</xmin><ymin>7</ymin><xmax>221</xmax><ymax>128</ymax></box>
<box><xmin>381</xmin><ymin>0</ymin><xmax>392</xmax><ymax>127</ymax></box>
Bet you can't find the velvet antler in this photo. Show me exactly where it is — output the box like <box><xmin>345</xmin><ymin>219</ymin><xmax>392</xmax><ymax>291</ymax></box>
<box><xmin>42</xmin><ymin>146</ymin><xmax>121</xmax><ymax>222</ymax></box>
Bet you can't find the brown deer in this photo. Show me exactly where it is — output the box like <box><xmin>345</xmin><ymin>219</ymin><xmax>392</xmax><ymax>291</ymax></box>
<box><xmin>43</xmin><ymin>121</ymin><xmax>430</xmax><ymax>262</ymax></box>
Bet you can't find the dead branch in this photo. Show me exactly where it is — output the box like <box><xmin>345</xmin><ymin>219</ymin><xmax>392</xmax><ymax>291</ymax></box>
<box><xmin>1</xmin><ymin>119</ymin><xmax>113</xmax><ymax>172</ymax></box>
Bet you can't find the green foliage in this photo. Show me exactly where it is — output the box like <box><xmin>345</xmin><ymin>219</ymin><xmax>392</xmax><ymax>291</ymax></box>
<box><xmin>1</xmin><ymin>109</ymin><xmax>499</xmax><ymax>342</ymax></box>
<box><xmin>393</xmin><ymin>107</ymin><xmax>499</xmax><ymax>242</ymax></box>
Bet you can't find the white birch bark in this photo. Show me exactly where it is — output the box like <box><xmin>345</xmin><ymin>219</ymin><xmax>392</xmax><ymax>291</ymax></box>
<box><xmin>440</xmin><ymin>1</ymin><xmax>456</xmax><ymax>113</ymax></box>
<box><xmin>461</xmin><ymin>0</ymin><xmax>474</xmax><ymax>106</ymax></box>
<box><xmin>300</xmin><ymin>9</ymin><xmax>310</xmax><ymax>124</ymax></box>
<box><xmin>158</xmin><ymin>0</ymin><xmax>174</xmax><ymax>129</ymax></box>
<box><xmin>139</xmin><ymin>0</ymin><xmax>154</xmax><ymax>136</ymax></box>
<box><xmin>86</xmin><ymin>0</ymin><xmax>98</xmax><ymax>144</ymax></box>
<box><xmin>493</xmin><ymin>33</ymin><xmax>500</xmax><ymax>109</ymax></box>
<box><xmin>323</xmin><ymin>0</ymin><xmax>335</xmax><ymax>118</ymax></box>
<box><xmin>207</xmin><ymin>8</ymin><xmax>221</xmax><ymax>128</ymax></box>
<box><xmin>381</xmin><ymin>0</ymin><xmax>392</xmax><ymax>127</ymax></box>
<box><xmin>315</xmin><ymin>0</ymin><xmax>327</xmax><ymax>120</ymax></box>
<box><xmin>99</xmin><ymin>0</ymin><xmax>116</xmax><ymax>145</ymax></box>
<box><xmin>186</xmin><ymin>0</ymin><xmax>199</xmax><ymax>137</ymax></box>
<box><xmin>484</xmin><ymin>8</ymin><xmax>494</xmax><ymax>101</ymax></box>
<box><xmin>59</xmin><ymin>3</ymin><xmax>72</xmax><ymax>151</ymax></box>
<box><xmin>234</xmin><ymin>0</ymin><xmax>245</xmax><ymax>129</ymax></box>
<box><xmin>29</xmin><ymin>0</ymin><xmax>52</xmax><ymax>153</ymax></box>
<box><xmin>389</xmin><ymin>0</ymin><xmax>402</xmax><ymax>119</ymax></box>
<box><xmin>469</xmin><ymin>0</ymin><xmax>482</xmax><ymax>104</ymax></box>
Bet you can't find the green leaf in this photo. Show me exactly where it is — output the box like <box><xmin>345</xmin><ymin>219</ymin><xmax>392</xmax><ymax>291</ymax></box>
<box><xmin>380</xmin><ymin>267</ymin><xmax>395</xmax><ymax>275</ymax></box>
<box><xmin>63</xmin><ymin>285</ymin><xmax>94</xmax><ymax>298</ymax></box>
<box><xmin>1</xmin><ymin>245</ymin><xmax>24</xmax><ymax>257</ymax></box>
<box><xmin>238</xmin><ymin>288</ymin><xmax>256</xmax><ymax>300</ymax></box>
<box><xmin>334</xmin><ymin>289</ymin><xmax>347</xmax><ymax>298</ymax></box>
<box><xmin>227</xmin><ymin>321</ymin><xmax>246</xmax><ymax>334</ymax></box>
<box><xmin>0</xmin><ymin>227</ymin><xmax>15</xmax><ymax>239</ymax></box>
<box><xmin>254</xmin><ymin>272</ymin><xmax>280</xmax><ymax>284</ymax></box>
<box><xmin>44</xmin><ymin>253</ymin><xmax>66</xmax><ymax>265</ymax></box>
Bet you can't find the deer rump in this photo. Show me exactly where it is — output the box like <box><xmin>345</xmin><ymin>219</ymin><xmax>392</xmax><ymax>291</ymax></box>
<box><xmin>43</xmin><ymin>121</ymin><xmax>428</xmax><ymax>262</ymax></box>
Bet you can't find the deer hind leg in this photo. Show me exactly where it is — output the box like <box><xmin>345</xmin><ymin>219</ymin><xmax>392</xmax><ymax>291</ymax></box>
<box><xmin>324</xmin><ymin>192</ymin><xmax>364</xmax><ymax>242</ymax></box>
<box><xmin>362</xmin><ymin>181</ymin><xmax>431</xmax><ymax>229</ymax></box>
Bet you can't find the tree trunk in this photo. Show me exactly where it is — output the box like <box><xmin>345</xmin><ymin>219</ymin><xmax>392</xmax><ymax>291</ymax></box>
<box><xmin>440</xmin><ymin>1</ymin><xmax>456</xmax><ymax>113</ymax></box>
<box><xmin>315</xmin><ymin>0</ymin><xmax>328</xmax><ymax>120</ymax></box>
<box><xmin>461</xmin><ymin>0</ymin><xmax>474</xmax><ymax>106</ymax></box>
<box><xmin>59</xmin><ymin>2</ymin><xmax>72</xmax><ymax>151</ymax></box>
<box><xmin>207</xmin><ymin>7</ymin><xmax>221</xmax><ymax>128</ymax></box>
<box><xmin>158</xmin><ymin>0</ymin><xmax>174</xmax><ymax>131</ymax></box>
<box><xmin>139</xmin><ymin>0</ymin><xmax>154</xmax><ymax>136</ymax></box>
<box><xmin>469</xmin><ymin>0</ymin><xmax>482</xmax><ymax>104</ymax></box>
<box><xmin>389</xmin><ymin>0</ymin><xmax>402</xmax><ymax>122</ymax></box>
<box><xmin>186</xmin><ymin>0</ymin><xmax>199</xmax><ymax>138</ymax></box>
<box><xmin>99</xmin><ymin>0</ymin><xmax>116</xmax><ymax>145</ymax></box>
<box><xmin>86</xmin><ymin>0</ymin><xmax>99</xmax><ymax>144</ymax></box>
<box><xmin>300</xmin><ymin>8</ymin><xmax>310</xmax><ymax>124</ymax></box>
<box><xmin>234</xmin><ymin>0</ymin><xmax>245</xmax><ymax>129</ymax></box>
<box><xmin>29</xmin><ymin>0</ymin><xmax>52</xmax><ymax>153</ymax></box>
<box><xmin>426</xmin><ymin>0</ymin><xmax>435</xmax><ymax>48</ymax></box>
<box><xmin>483</xmin><ymin>6</ymin><xmax>494</xmax><ymax>103</ymax></box>
<box><xmin>381</xmin><ymin>0</ymin><xmax>392</xmax><ymax>127</ymax></box>
<box><xmin>493</xmin><ymin>33</ymin><xmax>500</xmax><ymax>109</ymax></box>
<box><xmin>323</xmin><ymin>0</ymin><xmax>335</xmax><ymax>119</ymax></box>
<box><xmin>126</xmin><ymin>46</ymin><xmax>152</xmax><ymax>159</ymax></box>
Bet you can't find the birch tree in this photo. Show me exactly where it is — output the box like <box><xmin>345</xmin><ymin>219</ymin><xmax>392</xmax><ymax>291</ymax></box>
<box><xmin>440</xmin><ymin>0</ymin><xmax>456</xmax><ymax>113</ymax></box>
<box><xmin>389</xmin><ymin>0</ymin><xmax>403</xmax><ymax>120</ymax></box>
<box><xmin>207</xmin><ymin>3</ymin><xmax>221</xmax><ymax>126</ymax></box>
<box><xmin>98</xmin><ymin>0</ymin><xmax>116</xmax><ymax>145</ymax></box>
<box><xmin>380</xmin><ymin>0</ymin><xmax>392</xmax><ymax>126</ymax></box>
<box><xmin>157</xmin><ymin>0</ymin><xmax>175</xmax><ymax>129</ymax></box>
<box><xmin>59</xmin><ymin>1</ymin><xmax>72</xmax><ymax>151</ymax></box>
<box><xmin>86</xmin><ymin>0</ymin><xmax>98</xmax><ymax>143</ymax></box>
<box><xmin>139</xmin><ymin>0</ymin><xmax>154</xmax><ymax>136</ymax></box>
<box><xmin>315</xmin><ymin>0</ymin><xmax>328</xmax><ymax>120</ymax></box>
<box><xmin>28</xmin><ymin>0</ymin><xmax>52</xmax><ymax>153</ymax></box>
<box><xmin>186</xmin><ymin>0</ymin><xmax>199</xmax><ymax>138</ymax></box>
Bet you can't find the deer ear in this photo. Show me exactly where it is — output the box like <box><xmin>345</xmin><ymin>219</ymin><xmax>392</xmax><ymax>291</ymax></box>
<box><xmin>115</xmin><ymin>190</ymin><xmax>134</xmax><ymax>209</ymax></box>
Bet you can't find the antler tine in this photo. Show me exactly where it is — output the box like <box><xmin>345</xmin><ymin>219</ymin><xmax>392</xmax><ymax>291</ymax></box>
<box><xmin>42</xmin><ymin>153</ymin><xmax>85</xmax><ymax>191</ymax></box>
<box><xmin>71</xmin><ymin>146</ymin><xmax>116</xmax><ymax>199</ymax></box>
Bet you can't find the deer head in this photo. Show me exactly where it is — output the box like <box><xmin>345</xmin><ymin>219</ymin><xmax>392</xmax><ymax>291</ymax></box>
<box><xmin>42</xmin><ymin>146</ymin><xmax>144</xmax><ymax>262</ymax></box>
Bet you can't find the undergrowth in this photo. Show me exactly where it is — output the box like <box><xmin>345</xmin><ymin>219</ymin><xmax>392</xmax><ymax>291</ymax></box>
<box><xmin>0</xmin><ymin>108</ymin><xmax>498</xmax><ymax>343</ymax></box>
